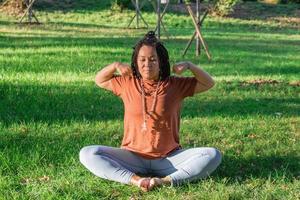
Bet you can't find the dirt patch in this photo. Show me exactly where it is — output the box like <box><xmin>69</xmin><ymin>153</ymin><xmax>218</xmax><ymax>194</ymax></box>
<box><xmin>289</xmin><ymin>81</ymin><xmax>300</xmax><ymax>87</ymax></box>
<box><xmin>232</xmin><ymin>79</ymin><xmax>300</xmax><ymax>87</ymax></box>
<box><xmin>242</xmin><ymin>79</ymin><xmax>280</xmax><ymax>86</ymax></box>
<box><xmin>228</xmin><ymin>2</ymin><xmax>300</xmax><ymax>28</ymax></box>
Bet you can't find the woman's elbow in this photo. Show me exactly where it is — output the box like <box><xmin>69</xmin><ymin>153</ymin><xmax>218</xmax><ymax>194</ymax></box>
<box><xmin>95</xmin><ymin>73</ymin><xmax>104</xmax><ymax>87</ymax></box>
<box><xmin>207</xmin><ymin>78</ymin><xmax>215</xmax><ymax>89</ymax></box>
<box><xmin>95</xmin><ymin>75</ymin><xmax>100</xmax><ymax>85</ymax></box>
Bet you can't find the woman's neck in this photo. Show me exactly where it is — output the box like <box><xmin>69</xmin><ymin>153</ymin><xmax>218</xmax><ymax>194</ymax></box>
<box><xmin>142</xmin><ymin>77</ymin><xmax>159</xmax><ymax>83</ymax></box>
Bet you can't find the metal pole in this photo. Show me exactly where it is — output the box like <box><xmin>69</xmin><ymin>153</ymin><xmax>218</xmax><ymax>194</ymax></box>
<box><xmin>157</xmin><ymin>0</ymin><xmax>160</xmax><ymax>40</ymax></box>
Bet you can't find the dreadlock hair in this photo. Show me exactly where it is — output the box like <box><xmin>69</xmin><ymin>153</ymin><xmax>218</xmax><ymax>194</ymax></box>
<box><xmin>131</xmin><ymin>31</ymin><xmax>170</xmax><ymax>81</ymax></box>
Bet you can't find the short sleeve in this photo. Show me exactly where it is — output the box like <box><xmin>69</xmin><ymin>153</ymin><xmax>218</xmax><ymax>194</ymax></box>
<box><xmin>172</xmin><ymin>76</ymin><xmax>197</xmax><ymax>99</ymax></box>
<box><xmin>110</xmin><ymin>75</ymin><xmax>127</xmax><ymax>96</ymax></box>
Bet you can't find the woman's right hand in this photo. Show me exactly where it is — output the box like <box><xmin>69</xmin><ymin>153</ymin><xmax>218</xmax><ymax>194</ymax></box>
<box><xmin>114</xmin><ymin>62</ymin><xmax>132</xmax><ymax>77</ymax></box>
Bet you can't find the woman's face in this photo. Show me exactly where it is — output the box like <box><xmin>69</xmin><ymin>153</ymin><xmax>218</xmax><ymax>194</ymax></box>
<box><xmin>137</xmin><ymin>45</ymin><xmax>160</xmax><ymax>81</ymax></box>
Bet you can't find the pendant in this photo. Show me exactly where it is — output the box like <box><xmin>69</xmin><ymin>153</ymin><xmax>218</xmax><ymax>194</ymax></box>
<box><xmin>141</xmin><ymin>122</ymin><xmax>147</xmax><ymax>132</ymax></box>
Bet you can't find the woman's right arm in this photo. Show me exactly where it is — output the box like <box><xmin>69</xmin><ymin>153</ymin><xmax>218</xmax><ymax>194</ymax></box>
<box><xmin>95</xmin><ymin>62</ymin><xmax>132</xmax><ymax>92</ymax></box>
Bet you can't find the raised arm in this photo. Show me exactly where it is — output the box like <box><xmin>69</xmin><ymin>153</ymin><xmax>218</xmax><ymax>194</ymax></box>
<box><xmin>95</xmin><ymin>62</ymin><xmax>132</xmax><ymax>92</ymax></box>
<box><xmin>173</xmin><ymin>61</ymin><xmax>215</xmax><ymax>94</ymax></box>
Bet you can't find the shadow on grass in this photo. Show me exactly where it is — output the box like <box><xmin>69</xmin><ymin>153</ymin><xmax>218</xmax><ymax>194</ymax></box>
<box><xmin>0</xmin><ymin>81</ymin><xmax>298</xmax><ymax>126</ymax></box>
<box><xmin>1</xmin><ymin>132</ymin><xmax>299</xmax><ymax>182</ymax></box>
<box><xmin>0</xmin><ymin>82</ymin><xmax>124</xmax><ymax>125</ymax></box>
<box><xmin>46</xmin><ymin>21</ymin><xmax>117</xmax><ymax>29</ymax></box>
<box><xmin>182</xmin><ymin>96</ymin><xmax>299</xmax><ymax>118</ymax></box>
<box><xmin>0</xmin><ymin>133</ymin><xmax>105</xmax><ymax>174</ymax></box>
<box><xmin>33</xmin><ymin>0</ymin><xmax>164</xmax><ymax>14</ymax></box>
<box><xmin>0</xmin><ymin>35</ymin><xmax>299</xmax><ymax>76</ymax></box>
<box><xmin>214</xmin><ymin>153</ymin><xmax>300</xmax><ymax>182</ymax></box>
<box><xmin>13</xmin><ymin>21</ymin><xmax>118</xmax><ymax>30</ymax></box>
<box><xmin>0</xmin><ymin>20</ymin><xmax>12</xmax><ymax>26</ymax></box>
<box><xmin>33</xmin><ymin>0</ymin><xmax>112</xmax><ymax>12</ymax></box>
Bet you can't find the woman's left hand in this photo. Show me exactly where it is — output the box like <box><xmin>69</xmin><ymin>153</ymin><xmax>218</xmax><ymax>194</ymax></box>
<box><xmin>172</xmin><ymin>62</ymin><xmax>191</xmax><ymax>75</ymax></box>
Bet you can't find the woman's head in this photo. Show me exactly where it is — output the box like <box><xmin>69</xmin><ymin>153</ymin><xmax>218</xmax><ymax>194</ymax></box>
<box><xmin>131</xmin><ymin>31</ymin><xmax>170</xmax><ymax>81</ymax></box>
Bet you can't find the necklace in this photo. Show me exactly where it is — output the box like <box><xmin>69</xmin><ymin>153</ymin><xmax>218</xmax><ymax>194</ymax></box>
<box><xmin>139</xmin><ymin>79</ymin><xmax>161</xmax><ymax>132</ymax></box>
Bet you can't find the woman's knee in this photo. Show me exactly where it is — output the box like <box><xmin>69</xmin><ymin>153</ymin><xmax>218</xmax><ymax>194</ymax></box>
<box><xmin>79</xmin><ymin>145</ymin><xmax>100</xmax><ymax>165</ymax></box>
<box><xmin>206</xmin><ymin>147</ymin><xmax>222</xmax><ymax>166</ymax></box>
<box><xmin>190</xmin><ymin>147</ymin><xmax>222</xmax><ymax>178</ymax></box>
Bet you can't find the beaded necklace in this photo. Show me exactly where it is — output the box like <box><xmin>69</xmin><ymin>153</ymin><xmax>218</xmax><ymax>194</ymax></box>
<box><xmin>139</xmin><ymin>79</ymin><xmax>161</xmax><ymax>132</ymax></box>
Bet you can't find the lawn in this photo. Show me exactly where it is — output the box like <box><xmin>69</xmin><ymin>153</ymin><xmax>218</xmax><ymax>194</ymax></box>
<box><xmin>0</xmin><ymin>1</ymin><xmax>299</xmax><ymax>199</ymax></box>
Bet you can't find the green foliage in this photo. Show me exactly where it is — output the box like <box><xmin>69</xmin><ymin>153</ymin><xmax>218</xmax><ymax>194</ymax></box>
<box><xmin>110</xmin><ymin>0</ymin><xmax>131</xmax><ymax>12</ymax></box>
<box><xmin>212</xmin><ymin>0</ymin><xmax>240</xmax><ymax>16</ymax></box>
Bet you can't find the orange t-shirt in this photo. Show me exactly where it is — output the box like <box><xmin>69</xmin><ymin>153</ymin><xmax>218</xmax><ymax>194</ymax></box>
<box><xmin>110</xmin><ymin>75</ymin><xmax>197</xmax><ymax>159</ymax></box>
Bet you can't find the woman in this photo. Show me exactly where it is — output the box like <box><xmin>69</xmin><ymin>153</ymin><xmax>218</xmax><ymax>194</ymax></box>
<box><xmin>80</xmin><ymin>31</ymin><xmax>222</xmax><ymax>192</ymax></box>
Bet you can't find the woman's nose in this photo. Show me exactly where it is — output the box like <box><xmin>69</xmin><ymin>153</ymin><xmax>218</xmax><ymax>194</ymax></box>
<box><xmin>144</xmin><ymin>60</ymin><xmax>151</xmax><ymax>67</ymax></box>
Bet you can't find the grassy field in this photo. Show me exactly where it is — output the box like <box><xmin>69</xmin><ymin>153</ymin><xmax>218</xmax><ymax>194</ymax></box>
<box><xmin>0</xmin><ymin>1</ymin><xmax>299</xmax><ymax>199</ymax></box>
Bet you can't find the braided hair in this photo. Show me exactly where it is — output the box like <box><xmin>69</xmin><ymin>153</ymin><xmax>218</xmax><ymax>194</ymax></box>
<box><xmin>131</xmin><ymin>31</ymin><xmax>170</xmax><ymax>80</ymax></box>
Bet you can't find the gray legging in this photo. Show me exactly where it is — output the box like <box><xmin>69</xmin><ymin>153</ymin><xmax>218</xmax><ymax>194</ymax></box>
<box><xmin>79</xmin><ymin>145</ymin><xmax>222</xmax><ymax>186</ymax></box>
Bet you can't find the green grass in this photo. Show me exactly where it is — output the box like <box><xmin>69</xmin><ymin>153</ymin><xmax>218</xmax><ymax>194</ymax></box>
<box><xmin>0</xmin><ymin>1</ymin><xmax>299</xmax><ymax>199</ymax></box>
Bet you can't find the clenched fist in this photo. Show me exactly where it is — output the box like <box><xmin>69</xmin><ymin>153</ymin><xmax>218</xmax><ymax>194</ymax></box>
<box><xmin>172</xmin><ymin>61</ymin><xmax>191</xmax><ymax>75</ymax></box>
<box><xmin>115</xmin><ymin>62</ymin><xmax>132</xmax><ymax>77</ymax></box>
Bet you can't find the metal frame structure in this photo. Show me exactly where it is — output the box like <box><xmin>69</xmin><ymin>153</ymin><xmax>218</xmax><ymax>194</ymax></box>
<box><xmin>127</xmin><ymin>0</ymin><xmax>149</xmax><ymax>28</ymax></box>
<box><xmin>19</xmin><ymin>0</ymin><xmax>39</xmax><ymax>24</ymax></box>
<box><xmin>153</xmin><ymin>0</ymin><xmax>170</xmax><ymax>40</ymax></box>
<box><xmin>128</xmin><ymin>0</ymin><xmax>169</xmax><ymax>39</ymax></box>
<box><xmin>155</xmin><ymin>0</ymin><xmax>211</xmax><ymax>59</ymax></box>
<box><xmin>128</xmin><ymin>0</ymin><xmax>211</xmax><ymax>59</ymax></box>
<box><xmin>183</xmin><ymin>0</ymin><xmax>211</xmax><ymax>60</ymax></box>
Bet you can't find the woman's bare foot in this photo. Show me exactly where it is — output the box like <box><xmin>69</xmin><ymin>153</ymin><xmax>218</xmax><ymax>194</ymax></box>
<box><xmin>149</xmin><ymin>176</ymin><xmax>171</xmax><ymax>190</ymax></box>
<box><xmin>130</xmin><ymin>175</ymin><xmax>172</xmax><ymax>192</ymax></box>
<box><xmin>137</xmin><ymin>177</ymin><xmax>151</xmax><ymax>192</ymax></box>
<box><xmin>130</xmin><ymin>175</ymin><xmax>151</xmax><ymax>192</ymax></box>
<box><xmin>149</xmin><ymin>177</ymin><xmax>163</xmax><ymax>190</ymax></box>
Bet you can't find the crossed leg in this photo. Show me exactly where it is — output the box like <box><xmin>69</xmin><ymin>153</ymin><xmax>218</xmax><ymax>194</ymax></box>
<box><xmin>149</xmin><ymin>147</ymin><xmax>222</xmax><ymax>187</ymax></box>
<box><xmin>79</xmin><ymin>145</ymin><xmax>151</xmax><ymax>191</ymax></box>
<box><xmin>79</xmin><ymin>146</ymin><xmax>222</xmax><ymax>191</ymax></box>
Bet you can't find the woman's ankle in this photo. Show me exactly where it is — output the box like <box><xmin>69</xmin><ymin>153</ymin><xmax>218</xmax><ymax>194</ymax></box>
<box><xmin>161</xmin><ymin>176</ymin><xmax>172</xmax><ymax>185</ymax></box>
<box><xmin>130</xmin><ymin>174</ymin><xmax>151</xmax><ymax>192</ymax></box>
<box><xmin>130</xmin><ymin>174</ymin><xmax>141</xmax><ymax>185</ymax></box>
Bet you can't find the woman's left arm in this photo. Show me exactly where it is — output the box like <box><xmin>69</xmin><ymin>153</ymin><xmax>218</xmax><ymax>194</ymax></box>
<box><xmin>173</xmin><ymin>61</ymin><xmax>215</xmax><ymax>94</ymax></box>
